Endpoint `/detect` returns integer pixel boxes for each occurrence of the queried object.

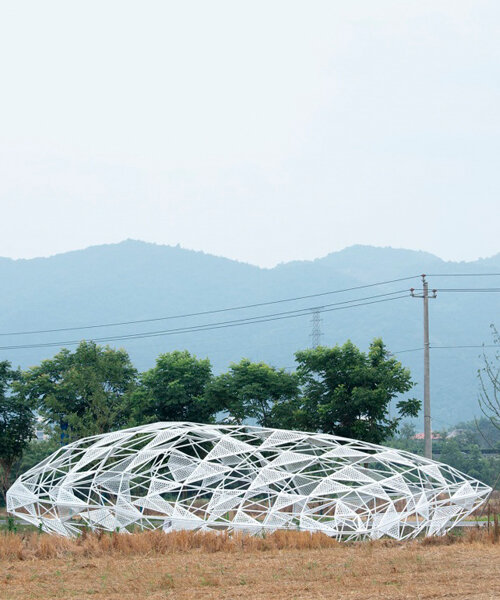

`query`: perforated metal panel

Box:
[7,422,491,539]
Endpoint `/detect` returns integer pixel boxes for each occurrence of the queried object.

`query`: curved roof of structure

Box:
[7,422,491,539]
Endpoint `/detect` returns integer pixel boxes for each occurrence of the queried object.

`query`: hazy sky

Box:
[1,1,499,267]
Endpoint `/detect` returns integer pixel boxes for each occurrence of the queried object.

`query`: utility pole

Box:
[411,275,437,459]
[310,307,323,348]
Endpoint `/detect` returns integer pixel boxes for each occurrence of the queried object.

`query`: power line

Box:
[0,275,419,337]
[286,343,500,370]
[0,294,411,351]
[427,273,500,277]
[391,344,499,354]
[392,347,425,354]
[409,287,500,292]
[435,288,500,292]
[0,294,410,350]
[5,290,408,347]
[1,272,496,340]
[432,344,500,350]
[1,270,497,353]
[286,343,500,359]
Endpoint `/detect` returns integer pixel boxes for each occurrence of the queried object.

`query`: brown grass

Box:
[473,489,500,517]
[0,528,499,599]
[0,529,341,560]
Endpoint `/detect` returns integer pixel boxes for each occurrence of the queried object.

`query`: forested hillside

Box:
[0,240,498,428]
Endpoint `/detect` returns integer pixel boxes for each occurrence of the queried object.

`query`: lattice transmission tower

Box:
[310,307,323,348]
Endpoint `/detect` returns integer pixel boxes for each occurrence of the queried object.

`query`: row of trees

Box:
[0,338,420,501]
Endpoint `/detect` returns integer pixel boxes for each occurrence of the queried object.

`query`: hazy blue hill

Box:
[477,253,500,269]
[279,245,445,279]
[0,240,498,429]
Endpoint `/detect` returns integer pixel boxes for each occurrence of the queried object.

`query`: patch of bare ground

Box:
[0,527,498,599]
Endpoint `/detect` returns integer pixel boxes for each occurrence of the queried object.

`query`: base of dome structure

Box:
[7,422,491,540]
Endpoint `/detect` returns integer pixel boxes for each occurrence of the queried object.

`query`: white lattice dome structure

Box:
[7,422,491,539]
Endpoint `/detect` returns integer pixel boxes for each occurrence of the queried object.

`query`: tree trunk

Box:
[0,460,12,506]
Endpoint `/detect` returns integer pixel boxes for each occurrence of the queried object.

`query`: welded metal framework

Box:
[7,422,490,539]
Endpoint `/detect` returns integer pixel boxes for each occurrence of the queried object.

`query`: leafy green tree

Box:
[0,361,35,503]
[398,421,417,441]
[438,437,466,472]
[11,438,59,482]
[128,350,215,424]
[206,359,299,427]
[292,339,420,444]
[438,436,499,488]
[18,341,137,442]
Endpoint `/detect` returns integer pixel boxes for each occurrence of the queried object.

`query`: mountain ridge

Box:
[0,240,498,429]
[2,239,499,270]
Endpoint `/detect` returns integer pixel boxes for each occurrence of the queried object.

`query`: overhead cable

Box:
[427,273,500,277]
[0,275,419,337]
[0,294,410,351]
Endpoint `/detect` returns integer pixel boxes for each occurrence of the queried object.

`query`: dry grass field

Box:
[0,526,499,600]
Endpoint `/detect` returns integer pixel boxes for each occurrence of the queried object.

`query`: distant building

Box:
[411,432,442,440]
[446,429,466,439]
[34,416,49,441]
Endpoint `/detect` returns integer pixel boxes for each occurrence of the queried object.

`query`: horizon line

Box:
[1,238,499,269]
